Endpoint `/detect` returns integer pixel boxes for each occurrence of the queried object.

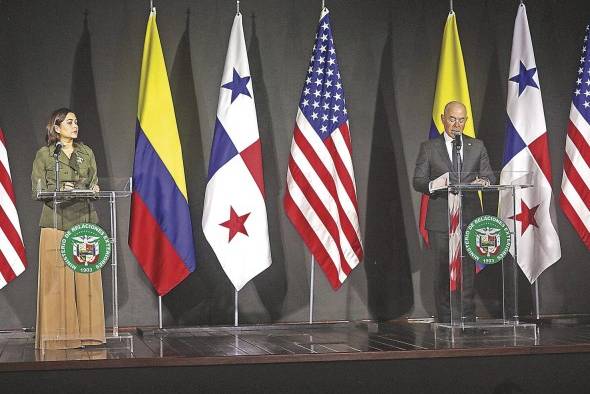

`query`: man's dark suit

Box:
[413,134,495,322]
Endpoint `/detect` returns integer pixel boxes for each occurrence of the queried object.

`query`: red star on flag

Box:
[510,199,540,235]
[219,206,250,242]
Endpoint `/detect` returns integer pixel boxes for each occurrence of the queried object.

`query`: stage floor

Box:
[2,319,590,371]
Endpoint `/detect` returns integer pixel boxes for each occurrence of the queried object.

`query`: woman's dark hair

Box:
[46,107,74,145]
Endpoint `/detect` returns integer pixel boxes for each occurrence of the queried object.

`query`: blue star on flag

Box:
[509,61,539,96]
[222,68,251,103]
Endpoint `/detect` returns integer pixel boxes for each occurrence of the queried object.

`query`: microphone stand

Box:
[453,135,463,184]
[453,134,465,324]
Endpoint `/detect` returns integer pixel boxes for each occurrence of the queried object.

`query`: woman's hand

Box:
[62,181,75,191]
[91,184,100,192]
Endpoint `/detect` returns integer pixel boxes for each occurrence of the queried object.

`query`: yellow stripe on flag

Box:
[431,12,475,138]
[137,10,188,200]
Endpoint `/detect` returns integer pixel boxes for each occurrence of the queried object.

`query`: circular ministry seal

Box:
[60,223,111,274]
[464,215,511,265]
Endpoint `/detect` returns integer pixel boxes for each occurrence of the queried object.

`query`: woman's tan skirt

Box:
[35,227,106,350]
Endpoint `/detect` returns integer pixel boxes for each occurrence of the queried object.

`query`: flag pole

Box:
[234,289,239,327]
[309,255,315,324]
[158,295,163,329]
[236,1,240,15]
[533,280,540,319]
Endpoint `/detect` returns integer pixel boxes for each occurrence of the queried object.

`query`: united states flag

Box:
[560,24,590,250]
[284,8,363,290]
[0,128,27,290]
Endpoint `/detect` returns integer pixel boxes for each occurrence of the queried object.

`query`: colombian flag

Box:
[129,9,197,296]
[419,11,476,247]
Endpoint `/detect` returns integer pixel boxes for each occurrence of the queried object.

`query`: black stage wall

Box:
[3,352,590,394]
[0,0,589,329]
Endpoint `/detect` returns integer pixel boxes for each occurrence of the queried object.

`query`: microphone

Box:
[53,141,63,158]
[453,133,462,149]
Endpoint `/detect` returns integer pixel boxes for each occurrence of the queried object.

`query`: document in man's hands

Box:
[430,172,450,192]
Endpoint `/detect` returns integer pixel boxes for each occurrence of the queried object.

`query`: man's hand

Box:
[471,177,490,186]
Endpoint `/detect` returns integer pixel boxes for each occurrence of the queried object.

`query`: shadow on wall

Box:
[362,14,414,321]
[69,11,130,322]
[164,10,235,326]
[0,1,39,327]
[248,13,289,323]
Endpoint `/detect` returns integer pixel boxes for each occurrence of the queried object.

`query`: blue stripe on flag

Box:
[132,121,197,272]
[207,118,238,180]
[428,120,440,139]
[502,117,527,166]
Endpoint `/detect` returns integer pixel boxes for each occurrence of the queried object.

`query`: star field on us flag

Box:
[298,19,348,140]
[573,25,590,117]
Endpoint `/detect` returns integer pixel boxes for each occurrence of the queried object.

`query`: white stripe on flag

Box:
[0,231,25,275]
[570,105,590,145]
[0,184,23,239]
[562,172,590,233]
[286,168,342,273]
[297,112,360,241]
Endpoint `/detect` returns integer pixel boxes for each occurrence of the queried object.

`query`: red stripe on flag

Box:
[563,155,590,211]
[560,192,590,250]
[0,206,26,264]
[0,251,17,284]
[0,129,5,145]
[293,127,363,260]
[324,133,359,215]
[567,121,590,168]
[419,194,430,247]
[129,192,190,296]
[283,190,341,289]
[338,122,353,156]
[288,159,352,275]
[0,160,16,204]
[528,132,553,183]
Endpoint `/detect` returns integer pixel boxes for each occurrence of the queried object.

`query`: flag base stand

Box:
[432,319,537,346]
[136,320,366,337]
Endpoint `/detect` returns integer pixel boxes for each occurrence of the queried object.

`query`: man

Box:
[413,101,495,323]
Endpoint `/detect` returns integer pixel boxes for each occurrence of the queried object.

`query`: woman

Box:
[31,108,105,350]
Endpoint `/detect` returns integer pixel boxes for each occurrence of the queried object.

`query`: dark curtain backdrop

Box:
[0,0,589,330]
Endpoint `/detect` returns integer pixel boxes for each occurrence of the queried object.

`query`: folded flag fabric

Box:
[0,128,27,290]
[129,9,197,296]
[202,12,272,291]
[283,7,363,290]
[499,3,561,283]
[560,24,590,250]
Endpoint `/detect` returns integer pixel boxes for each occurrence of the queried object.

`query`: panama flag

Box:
[129,9,197,296]
[202,12,271,291]
[499,3,561,283]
